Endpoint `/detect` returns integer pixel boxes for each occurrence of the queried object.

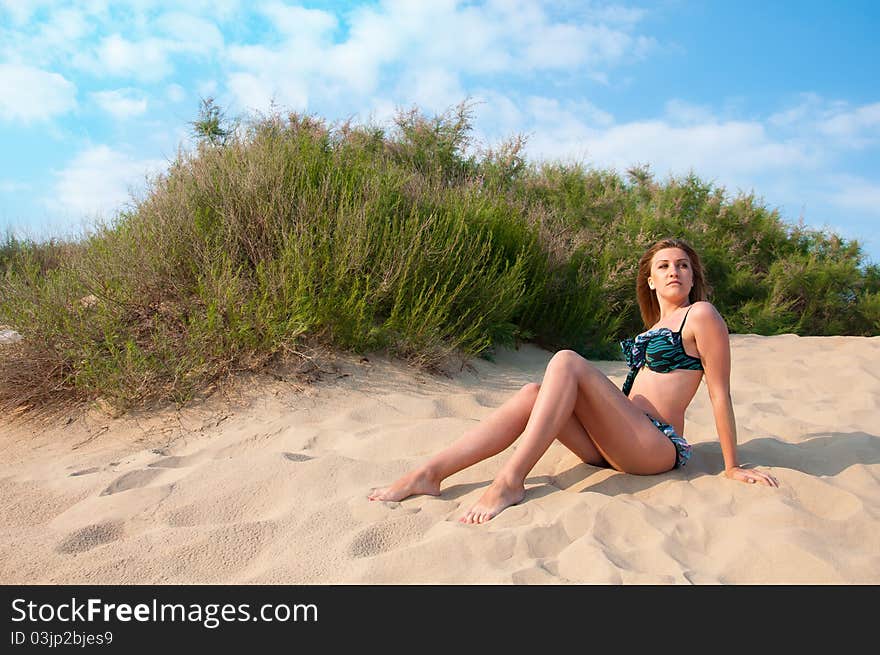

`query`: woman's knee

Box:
[520,382,541,399]
[550,349,594,374]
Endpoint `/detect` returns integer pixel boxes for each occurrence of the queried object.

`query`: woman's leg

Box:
[368,382,606,502]
[460,350,677,523]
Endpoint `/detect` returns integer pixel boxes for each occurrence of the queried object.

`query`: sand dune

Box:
[1,335,878,584]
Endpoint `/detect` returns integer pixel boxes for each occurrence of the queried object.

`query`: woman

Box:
[369,238,778,523]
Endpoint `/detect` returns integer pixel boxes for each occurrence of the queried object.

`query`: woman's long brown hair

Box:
[636,238,710,328]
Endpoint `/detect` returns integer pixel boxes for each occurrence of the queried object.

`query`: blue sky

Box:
[2,0,879,263]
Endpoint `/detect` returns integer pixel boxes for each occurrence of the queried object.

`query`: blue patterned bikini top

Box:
[620,306,703,397]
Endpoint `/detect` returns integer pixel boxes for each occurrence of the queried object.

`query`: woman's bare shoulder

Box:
[688,300,728,336]
[689,300,721,316]
[688,301,728,331]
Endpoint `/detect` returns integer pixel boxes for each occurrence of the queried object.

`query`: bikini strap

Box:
[677,306,693,332]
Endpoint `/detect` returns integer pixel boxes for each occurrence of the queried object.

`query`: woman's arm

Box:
[691,302,778,487]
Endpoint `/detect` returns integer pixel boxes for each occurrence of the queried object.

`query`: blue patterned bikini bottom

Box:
[645,414,692,469]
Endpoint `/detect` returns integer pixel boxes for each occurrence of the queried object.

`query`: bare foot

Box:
[459,478,525,524]
[368,467,441,502]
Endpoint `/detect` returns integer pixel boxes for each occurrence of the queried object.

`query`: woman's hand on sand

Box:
[725,466,779,487]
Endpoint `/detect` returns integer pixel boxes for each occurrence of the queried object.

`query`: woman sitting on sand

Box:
[369,237,778,523]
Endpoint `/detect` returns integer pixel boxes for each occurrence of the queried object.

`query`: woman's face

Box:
[648,247,693,302]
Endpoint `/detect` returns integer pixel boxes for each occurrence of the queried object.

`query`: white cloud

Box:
[156,12,224,55]
[395,67,465,116]
[664,99,716,126]
[38,7,91,47]
[196,79,218,97]
[3,3,229,75]
[70,14,223,82]
[0,179,30,193]
[769,93,880,149]
[0,5,94,67]
[149,0,240,19]
[227,72,309,113]
[325,7,405,94]
[409,0,652,73]
[223,0,654,115]
[387,1,509,74]
[524,22,652,70]
[826,174,880,215]
[91,88,148,118]
[466,90,527,151]
[586,4,648,24]
[0,63,77,122]
[768,93,841,127]
[817,103,880,148]
[580,120,811,181]
[523,22,591,69]
[468,92,823,206]
[260,2,338,38]
[533,96,614,129]
[166,83,185,103]
[223,4,339,110]
[50,145,167,218]
[70,34,173,81]
[0,0,52,25]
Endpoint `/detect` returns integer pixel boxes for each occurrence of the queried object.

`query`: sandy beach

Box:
[1,334,878,584]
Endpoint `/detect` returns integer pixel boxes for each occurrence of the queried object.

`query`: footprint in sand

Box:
[282,452,314,462]
[100,469,163,496]
[56,520,124,553]
[148,453,204,469]
[347,513,431,558]
[69,467,101,477]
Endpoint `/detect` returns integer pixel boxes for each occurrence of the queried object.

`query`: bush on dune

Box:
[1,100,877,414]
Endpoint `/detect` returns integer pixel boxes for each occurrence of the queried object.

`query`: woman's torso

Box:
[624,308,704,435]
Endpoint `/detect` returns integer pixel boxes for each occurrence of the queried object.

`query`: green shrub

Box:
[1,101,876,413]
